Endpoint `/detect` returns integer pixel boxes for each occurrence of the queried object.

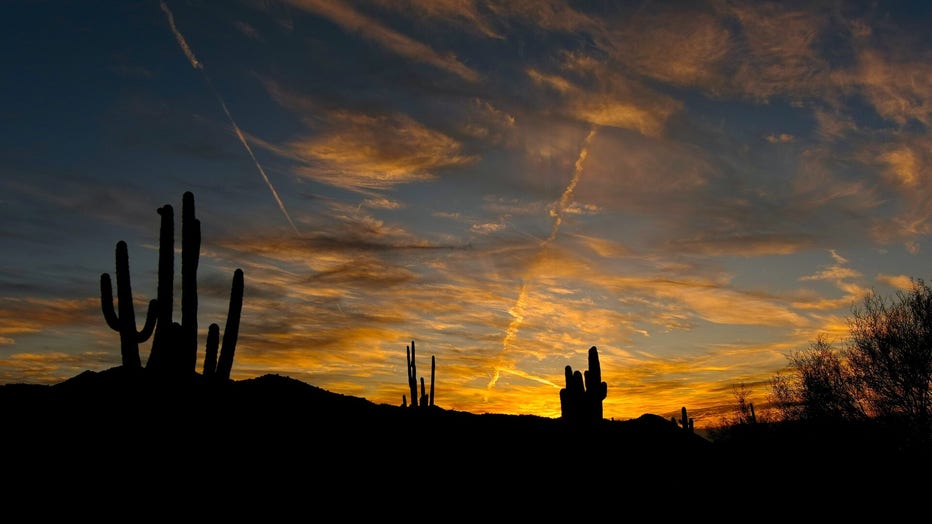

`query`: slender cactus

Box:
[584,345,607,420]
[214,268,244,381]
[181,191,201,373]
[406,340,418,408]
[429,355,435,407]
[403,341,436,408]
[202,323,220,379]
[100,241,157,368]
[419,376,428,407]
[147,203,175,372]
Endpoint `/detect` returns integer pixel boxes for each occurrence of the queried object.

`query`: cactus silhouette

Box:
[203,323,220,380]
[429,355,435,407]
[406,340,419,407]
[672,406,694,432]
[100,241,158,368]
[147,201,175,372]
[403,341,435,408]
[560,346,607,423]
[213,268,244,382]
[181,191,201,373]
[147,191,202,376]
[100,191,244,382]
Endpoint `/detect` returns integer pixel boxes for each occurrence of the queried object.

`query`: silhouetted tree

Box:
[769,334,865,423]
[846,279,932,426]
[732,383,758,424]
[769,280,932,429]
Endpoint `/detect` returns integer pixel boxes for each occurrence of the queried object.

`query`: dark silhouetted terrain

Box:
[2,367,928,516]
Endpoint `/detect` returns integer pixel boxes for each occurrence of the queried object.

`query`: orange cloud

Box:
[526,66,680,137]
[285,111,477,192]
[856,49,932,127]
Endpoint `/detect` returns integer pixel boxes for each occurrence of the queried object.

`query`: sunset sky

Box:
[3,0,932,428]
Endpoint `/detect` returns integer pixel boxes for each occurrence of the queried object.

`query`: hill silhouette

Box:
[4,366,929,512]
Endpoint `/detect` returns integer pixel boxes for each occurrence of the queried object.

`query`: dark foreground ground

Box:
[2,367,930,516]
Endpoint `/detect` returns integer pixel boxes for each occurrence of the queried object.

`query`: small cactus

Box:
[403,340,435,408]
[675,406,694,433]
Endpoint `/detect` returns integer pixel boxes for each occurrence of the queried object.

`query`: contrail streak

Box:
[160,1,201,70]
[486,128,597,394]
[159,1,299,235]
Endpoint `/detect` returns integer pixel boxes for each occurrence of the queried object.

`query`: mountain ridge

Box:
[3,365,927,508]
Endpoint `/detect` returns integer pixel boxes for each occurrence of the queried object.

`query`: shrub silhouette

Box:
[99,191,243,382]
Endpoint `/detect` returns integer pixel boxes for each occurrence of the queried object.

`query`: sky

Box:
[3,0,932,429]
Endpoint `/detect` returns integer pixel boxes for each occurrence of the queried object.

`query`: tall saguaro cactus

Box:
[560,346,608,423]
[146,191,205,377]
[429,355,435,407]
[100,241,157,368]
[100,191,245,383]
[406,340,419,407]
[403,340,435,408]
[181,191,201,373]
[147,202,175,372]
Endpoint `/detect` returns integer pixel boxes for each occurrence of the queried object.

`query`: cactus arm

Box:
[203,323,219,378]
[215,268,244,381]
[136,299,158,343]
[100,273,120,331]
[560,347,607,422]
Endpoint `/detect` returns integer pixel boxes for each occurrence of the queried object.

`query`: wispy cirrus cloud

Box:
[287,111,477,192]
[854,49,932,127]
[526,64,680,138]
[261,82,478,193]
[282,0,482,83]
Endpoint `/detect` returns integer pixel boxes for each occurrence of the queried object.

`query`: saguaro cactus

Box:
[403,341,435,408]
[406,340,419,408]
[101,191,245,383]
[213,268,244,382]
[429,355,435,407]
[100,241,157,368]
[672,406,694,433]
[203,324,220,380]
[147,202,175,372]
[180,191,201,373]
[147,191,202,376]
[559,346,607,423]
